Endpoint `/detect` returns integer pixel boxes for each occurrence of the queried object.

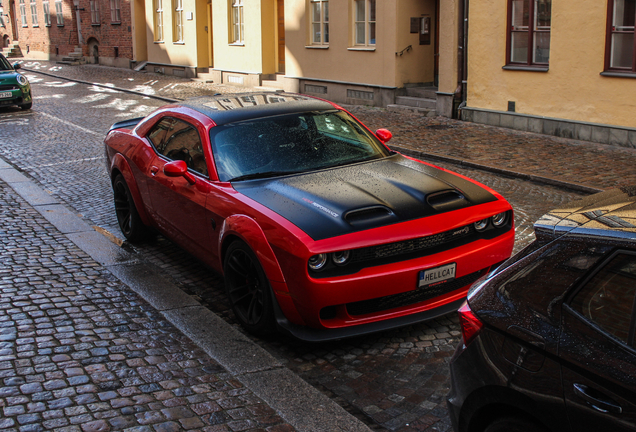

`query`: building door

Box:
[10,0,19,41]
[277,0,285,73]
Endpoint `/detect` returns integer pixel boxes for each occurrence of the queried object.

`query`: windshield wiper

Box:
[228,170,306,182]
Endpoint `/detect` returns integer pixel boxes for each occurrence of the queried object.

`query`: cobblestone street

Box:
[0,61,634,432]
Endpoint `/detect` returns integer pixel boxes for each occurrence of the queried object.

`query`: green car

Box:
[0,53,32,110]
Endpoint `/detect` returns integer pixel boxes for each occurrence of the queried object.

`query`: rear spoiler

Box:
[108,117,145,132]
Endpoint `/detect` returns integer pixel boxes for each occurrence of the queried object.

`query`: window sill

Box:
[154,41,165,44]
[57,24,64,27]
[111,21,121,25]
[502,65,549,72]
[347,47,376,52]
[305,45,329,49]
[600,71,636,79]
[229,42,245,47]
[173,41,185,45]
[91,24,101,26]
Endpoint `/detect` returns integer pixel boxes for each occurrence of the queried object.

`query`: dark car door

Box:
[560,251,636,431]
[143,116,215,258]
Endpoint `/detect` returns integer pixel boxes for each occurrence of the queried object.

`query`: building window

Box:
[310,0,329,45]
[110,0,121,23]
[30,0,38,26]
[19,0,27,27]
[155,0,164,41]
[90,0,100,24]
[606,0,636,72]
[55,0,64,25]
[174,0,183,42]
[43,0,51,26]
[230,0,244,44]
[507,0,551,66]
[353,0,375,46]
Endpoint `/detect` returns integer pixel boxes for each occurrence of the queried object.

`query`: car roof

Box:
[534,187,636,241]
[178,93,337,126]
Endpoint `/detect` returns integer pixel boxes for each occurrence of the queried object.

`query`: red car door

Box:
[143,116,215,259]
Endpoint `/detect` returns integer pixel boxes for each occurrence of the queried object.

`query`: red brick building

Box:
[0,0,135,67]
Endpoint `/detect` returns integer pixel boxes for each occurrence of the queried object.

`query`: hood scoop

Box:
[427,190,468,212]
[344,206,397,229]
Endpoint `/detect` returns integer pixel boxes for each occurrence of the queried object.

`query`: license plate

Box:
[0,92,11,99]
[418,263,456,288]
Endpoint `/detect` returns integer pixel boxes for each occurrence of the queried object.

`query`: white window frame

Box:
[90,0,100,25]
[353,0,375,47]
[55,0,64,25]
[155,0,164,42]
[110,0,121,23]
[174,0,184,42]
[230,0,244,44]
[20,0,27,27]
[310,0,329,45]
[30,0,38,26]
[43,0,51,26]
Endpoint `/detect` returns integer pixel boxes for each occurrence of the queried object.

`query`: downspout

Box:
[73,0,84,45]
[455,0,468,119]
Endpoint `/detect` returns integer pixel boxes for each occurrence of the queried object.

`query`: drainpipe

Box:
[74,0,84,45]
[455,0,468,118]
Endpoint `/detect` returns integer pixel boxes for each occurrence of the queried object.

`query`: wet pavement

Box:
[0,60,634,432]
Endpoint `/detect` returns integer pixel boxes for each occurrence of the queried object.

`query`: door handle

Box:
[150,166,159,175]
[573,383,623,414]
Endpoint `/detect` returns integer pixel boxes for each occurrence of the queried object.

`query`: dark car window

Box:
[0,55,12,71]
[570,252,636,346]
[209,110,390,182]
[147,117,208,176]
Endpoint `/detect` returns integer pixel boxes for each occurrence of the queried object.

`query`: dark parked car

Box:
[0,54,32,110]
[447,187,636,432]
[104,93,514,341]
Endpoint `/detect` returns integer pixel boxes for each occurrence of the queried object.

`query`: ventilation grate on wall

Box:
[305,84,327,94]
[227,75,244,84]
[347,89,374,100]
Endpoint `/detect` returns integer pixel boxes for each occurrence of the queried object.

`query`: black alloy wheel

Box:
[113,174,149,242]
[224,241,275,336]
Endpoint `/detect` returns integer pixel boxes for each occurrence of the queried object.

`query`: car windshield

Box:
[0,55,13,71]
[210,110,391,182]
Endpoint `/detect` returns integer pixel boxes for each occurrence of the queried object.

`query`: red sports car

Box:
[104,93,514,341]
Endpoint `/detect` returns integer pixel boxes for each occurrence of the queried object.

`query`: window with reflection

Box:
[353,0,375,46]
[148,118,208,176]
[90,0,100,25]
[55,0,64,26]
[507,0,551,66]
[174,0,183,42]
[43,0,51,26]
[606,0,636,72]
[310,0,329,45]
[155,0,164,41]
[230,0,244,44]
[570,252,636,346]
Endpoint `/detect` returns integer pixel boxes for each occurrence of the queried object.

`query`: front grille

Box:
[0,85,18,91]
[346,269,485,316]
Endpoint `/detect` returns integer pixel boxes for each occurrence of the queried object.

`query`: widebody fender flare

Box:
[109,153,153,226]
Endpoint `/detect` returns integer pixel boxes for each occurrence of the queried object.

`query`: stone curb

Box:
[0,159,372,432]
[23,67,605,195]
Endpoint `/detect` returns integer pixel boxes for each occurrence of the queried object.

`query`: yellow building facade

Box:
[463,0,636,146]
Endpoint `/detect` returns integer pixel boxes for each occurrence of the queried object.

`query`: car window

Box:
[0,55,12,71]
[570,252,636,346]
[209,110,390,182]
[147,117,208,176]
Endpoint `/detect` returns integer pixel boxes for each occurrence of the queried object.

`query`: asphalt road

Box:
[0,73,584,432]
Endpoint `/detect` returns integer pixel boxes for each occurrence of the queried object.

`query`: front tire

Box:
[19,102,32,110]
[224,240,276,336]
[113,174,150,243]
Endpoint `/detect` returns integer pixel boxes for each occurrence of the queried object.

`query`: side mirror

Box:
[375,128,392,144]
[164,160,196,185]
[12,63,21,71]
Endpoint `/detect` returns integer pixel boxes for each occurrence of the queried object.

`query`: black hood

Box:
[233,154,497,240]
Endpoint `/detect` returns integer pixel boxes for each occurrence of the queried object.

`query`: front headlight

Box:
[474,219,489,232]
[308,254,328,271]
[491,212,508,227]
[332,250,351,266]
[16,74,28,86]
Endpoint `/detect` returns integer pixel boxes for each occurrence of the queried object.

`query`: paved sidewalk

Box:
[19,60,636,192]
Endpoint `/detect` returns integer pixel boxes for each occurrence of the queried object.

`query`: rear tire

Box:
[113,174,150,243]
[223,240,276,336]
[483,416,548,432]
